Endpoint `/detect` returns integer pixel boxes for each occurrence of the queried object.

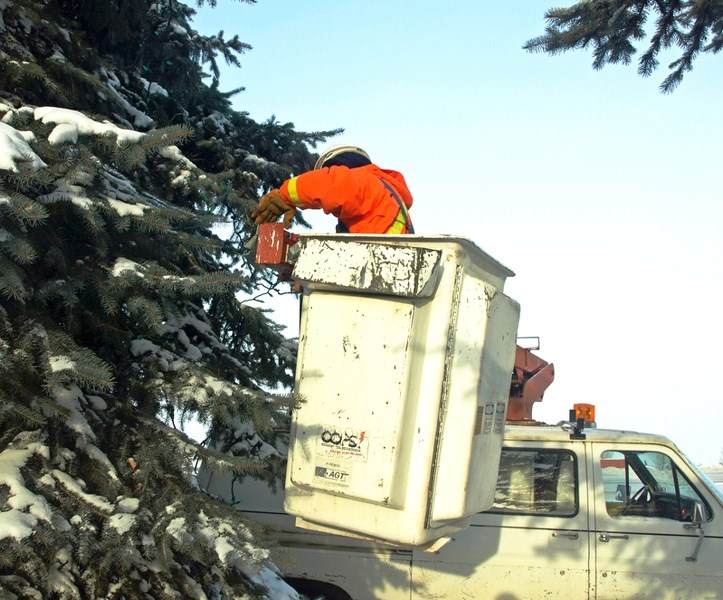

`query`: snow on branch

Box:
[0,440,53,541]
[34,106,145,146]
[0,122,46,172]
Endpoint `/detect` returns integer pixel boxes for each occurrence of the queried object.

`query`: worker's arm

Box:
[251,167,358,227]
[280,167,361,216]
[253,166,410,233]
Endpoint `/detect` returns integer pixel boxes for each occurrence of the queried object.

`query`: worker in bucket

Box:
[251,145,414,234]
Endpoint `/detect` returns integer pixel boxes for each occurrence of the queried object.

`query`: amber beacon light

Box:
[574,403,596,424]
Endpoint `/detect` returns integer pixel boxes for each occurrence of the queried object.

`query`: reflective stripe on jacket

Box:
[279,163,413,234]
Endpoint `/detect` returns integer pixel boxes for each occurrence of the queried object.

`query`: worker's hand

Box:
[251,189,296,228]
[280,205,296,228]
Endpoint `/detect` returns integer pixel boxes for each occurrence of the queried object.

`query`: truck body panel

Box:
[199,425,723,600]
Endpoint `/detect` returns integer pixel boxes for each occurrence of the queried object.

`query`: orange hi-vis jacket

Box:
[279,164,413,234]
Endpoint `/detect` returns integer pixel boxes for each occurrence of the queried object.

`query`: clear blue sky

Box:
[191,1,722,465]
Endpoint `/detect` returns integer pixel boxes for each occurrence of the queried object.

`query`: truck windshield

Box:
[689,463,723,505]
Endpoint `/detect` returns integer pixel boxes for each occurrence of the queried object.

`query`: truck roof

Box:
[503,421,677,448]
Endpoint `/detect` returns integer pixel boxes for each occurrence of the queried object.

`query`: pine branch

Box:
[45,331,116,393]
[525,0,722,91]
[1,192,50,226]
[142,124,194,150]
[7,400,50,427]
[126,295,164,329]
[0,256,28,301]
[2,233,39,264]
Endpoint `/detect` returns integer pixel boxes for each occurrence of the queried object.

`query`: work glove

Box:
[251,189,296,228]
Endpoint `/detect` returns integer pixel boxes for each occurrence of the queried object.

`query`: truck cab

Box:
[199,417,723,600]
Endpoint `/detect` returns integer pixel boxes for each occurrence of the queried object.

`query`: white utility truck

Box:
[199,227,723,600]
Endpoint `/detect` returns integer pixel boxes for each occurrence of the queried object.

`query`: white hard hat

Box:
[314,145,371,170]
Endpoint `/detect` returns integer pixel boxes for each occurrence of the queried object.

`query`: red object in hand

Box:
[255,223,299,280]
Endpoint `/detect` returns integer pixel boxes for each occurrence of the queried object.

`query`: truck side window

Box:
[490,449,577,516]
[600,450,711,522]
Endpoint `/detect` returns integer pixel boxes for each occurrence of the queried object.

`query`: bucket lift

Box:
[254,222,555,423]
[251,224,534,545]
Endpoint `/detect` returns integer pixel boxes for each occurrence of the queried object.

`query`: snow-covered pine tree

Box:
[0,1,341,597]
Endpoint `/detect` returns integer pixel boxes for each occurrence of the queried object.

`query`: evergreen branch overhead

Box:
[525,0,723,92]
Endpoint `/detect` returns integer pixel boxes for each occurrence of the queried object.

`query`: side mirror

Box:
[690,502,704,527]
[685,502,706,562]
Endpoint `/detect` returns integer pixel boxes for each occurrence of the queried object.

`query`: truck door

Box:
[591,443,723,600]
[411,443,591,599]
